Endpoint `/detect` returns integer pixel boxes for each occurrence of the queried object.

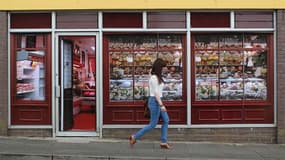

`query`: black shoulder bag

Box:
[143,98,150,118]
[143,83,150,118]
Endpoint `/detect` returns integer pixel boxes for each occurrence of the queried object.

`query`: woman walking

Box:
[129,58,170,149]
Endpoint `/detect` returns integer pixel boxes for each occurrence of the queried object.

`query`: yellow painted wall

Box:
[0,0,284,10]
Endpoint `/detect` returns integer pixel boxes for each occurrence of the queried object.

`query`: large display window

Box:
[10,33,51,125]
[108,35,184,101]
[191,33,274,124]
[103,34,187,124]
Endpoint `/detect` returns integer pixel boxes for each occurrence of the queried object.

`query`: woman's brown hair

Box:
[151,58,166,84]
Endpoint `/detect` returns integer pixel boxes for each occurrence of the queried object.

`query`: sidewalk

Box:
[0,136,284,160]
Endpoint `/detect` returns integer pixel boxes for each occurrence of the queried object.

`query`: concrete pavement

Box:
[0,136,284,160]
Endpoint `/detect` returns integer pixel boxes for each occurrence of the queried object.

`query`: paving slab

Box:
[0,137,284,160]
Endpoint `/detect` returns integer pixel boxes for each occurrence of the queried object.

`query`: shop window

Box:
[191,33,274,124]
[106,34,185,102]
[235,11,273,28]
[103,12,142,28]
[193,34,270,101]
[103,34,187,124]
[10,13,51,28]
[10,33,51,125]
[56,11,98,29]
[191,12,230,28]
[147,11,186,28]
[15,34,47,101]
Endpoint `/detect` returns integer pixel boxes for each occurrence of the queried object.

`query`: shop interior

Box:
[61,36,96,131]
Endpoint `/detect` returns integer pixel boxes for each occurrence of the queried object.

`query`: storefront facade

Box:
[0,0,285,143]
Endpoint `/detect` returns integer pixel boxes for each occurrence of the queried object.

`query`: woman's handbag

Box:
[143,98,150,118]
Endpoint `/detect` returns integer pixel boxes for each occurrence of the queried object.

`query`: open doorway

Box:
[58,35,97,133]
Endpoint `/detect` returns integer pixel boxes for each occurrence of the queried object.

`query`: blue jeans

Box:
[134,96,169,143]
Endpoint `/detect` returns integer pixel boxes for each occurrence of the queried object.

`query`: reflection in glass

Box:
[194,35,219,49]
[108,35,184,102]
[220,79,244,100]
[194,34,268,101]
[16,34,46,101]
[196,79,218,100]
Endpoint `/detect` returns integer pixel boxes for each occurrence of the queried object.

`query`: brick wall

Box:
[8,129,52,137]
[0,12,8,136]
[103,127,276,144]
[277,10,285,144]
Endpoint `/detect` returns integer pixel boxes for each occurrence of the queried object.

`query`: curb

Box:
[0,152,169,160]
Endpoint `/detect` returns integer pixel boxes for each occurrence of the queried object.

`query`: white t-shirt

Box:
[149,75,164,97]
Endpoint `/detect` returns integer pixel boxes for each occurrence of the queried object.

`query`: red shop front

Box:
[7,11,275,141]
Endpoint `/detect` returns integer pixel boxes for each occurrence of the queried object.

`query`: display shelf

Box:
[16,58,45,101]
[106,35,185,102]
[17,89,35,94]
[17,76,35,80]
[193,34,269,102]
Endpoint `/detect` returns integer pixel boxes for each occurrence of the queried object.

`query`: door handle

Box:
[56,86,61,98]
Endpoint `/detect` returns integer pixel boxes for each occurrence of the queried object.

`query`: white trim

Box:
[273,11,277,126]
[8,11,52,14]
[230,11,235,29]
[98,11,103,138]
[101,10,142,13]
[7,12,11,128]
[56,132,99,137]
[9,28,275,33]
[54,31,100,137]
[190,10,233,13]
[9,29,52,32]
[54,32,99,36]
[9,125,53,129]
[189,124,276,128]
[95,29,102,137]
[98,32,103,138]
[190,28,274,32]
[54,34,60,135]
[143,11,147,29]
[51,11,56,137]
[98,11,103,30]
[102,28,187,32]
[186,11,191,126]
[102,124,276,129]
[52,11,56,30]
[187,11,191,30]
[54,29,101,32]
[103,125,189,129]
[59,38,64,132]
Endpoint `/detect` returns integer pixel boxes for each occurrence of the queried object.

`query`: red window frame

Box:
[10,33,52,125]
[102,33,187,124]
[191,33,274,124]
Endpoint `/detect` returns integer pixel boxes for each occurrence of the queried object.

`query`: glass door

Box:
[57,34,97,135]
